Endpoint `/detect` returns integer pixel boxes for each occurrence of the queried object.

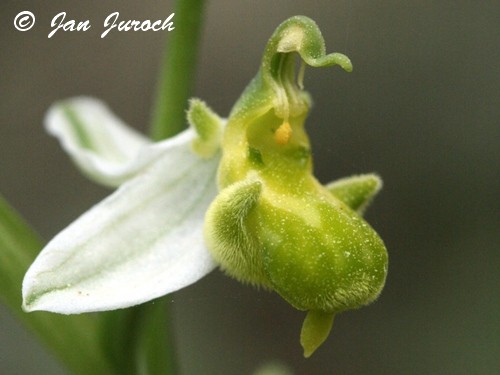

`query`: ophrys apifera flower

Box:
[23,16,388,357]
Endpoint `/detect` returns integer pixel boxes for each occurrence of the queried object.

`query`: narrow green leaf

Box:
[0,194,117,375]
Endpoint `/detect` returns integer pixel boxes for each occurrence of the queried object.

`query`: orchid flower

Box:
[23,16,388,357]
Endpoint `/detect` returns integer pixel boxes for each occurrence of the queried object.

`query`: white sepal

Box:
[45,97,156,187]
[23,129,218,314]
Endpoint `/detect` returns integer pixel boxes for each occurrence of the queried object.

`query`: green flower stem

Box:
[132,299,177,375]
[100,298,176,375]
[144,1,207,373]
[0,194,116,375]
[150,0,206,140]
[99,299,176,375]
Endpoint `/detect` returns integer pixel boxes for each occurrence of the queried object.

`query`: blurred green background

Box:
[0,1,498,374]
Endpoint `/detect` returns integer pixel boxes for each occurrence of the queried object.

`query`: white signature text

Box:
[48,11,175,38]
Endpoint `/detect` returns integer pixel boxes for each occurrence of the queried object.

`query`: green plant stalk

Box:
[98,299,176,375]
[0,194,117,375]
[150,0,206,140]
[115,1,208,372]
[132,299,176,375]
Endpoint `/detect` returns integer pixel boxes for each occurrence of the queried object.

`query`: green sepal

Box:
[327,174,382,214]
[300,310,335,358]
[187,98,223,158]
[204,178,271,287]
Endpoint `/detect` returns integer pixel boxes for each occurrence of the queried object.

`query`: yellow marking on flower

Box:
[274,121,292,145]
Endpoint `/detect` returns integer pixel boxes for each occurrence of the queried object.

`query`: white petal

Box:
[45,97,156,187]
[23,129,218,314]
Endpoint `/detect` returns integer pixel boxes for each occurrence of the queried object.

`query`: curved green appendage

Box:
[300,310,335,358]
[232,15,353,121]
[263,16,353,72]
[327,174,382,214]
[187,99,223,158]
[257,15,352,121]
[204,178,271,287]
